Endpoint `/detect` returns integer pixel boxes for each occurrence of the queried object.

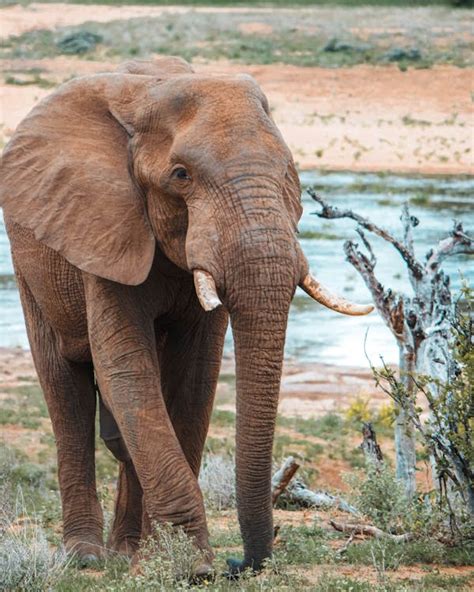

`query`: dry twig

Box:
[330,519,413,543]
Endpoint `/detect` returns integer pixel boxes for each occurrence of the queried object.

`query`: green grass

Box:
[211,408,236,427]
[345,538,474,567]
[278,412,346,439]
[274,433,326,461]
[0,384,49,428]
[312,573,474,592]
[2,378,474,590]
[276,523,333,565]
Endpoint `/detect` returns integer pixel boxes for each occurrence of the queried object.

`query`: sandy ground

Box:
[0,347,382,419]
[1,3,473,175]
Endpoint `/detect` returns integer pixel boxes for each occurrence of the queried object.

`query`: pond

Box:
[1,171,472,367]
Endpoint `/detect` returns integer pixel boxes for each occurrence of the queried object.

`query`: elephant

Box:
[0,56,373,576]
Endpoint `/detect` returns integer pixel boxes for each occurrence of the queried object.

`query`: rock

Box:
[56,31,103,55]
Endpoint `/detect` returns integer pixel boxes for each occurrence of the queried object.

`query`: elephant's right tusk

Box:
[300,273,374,316]
[193,270,222,312]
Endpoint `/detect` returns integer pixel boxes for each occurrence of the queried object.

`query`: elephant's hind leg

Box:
[160,307,229,476]
[15,274,104,561]
[98,397,142,557]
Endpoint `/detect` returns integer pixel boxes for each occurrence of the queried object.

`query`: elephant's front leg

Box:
[84,276,212,562]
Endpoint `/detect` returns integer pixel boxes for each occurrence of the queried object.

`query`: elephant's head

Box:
[0,57,372,571]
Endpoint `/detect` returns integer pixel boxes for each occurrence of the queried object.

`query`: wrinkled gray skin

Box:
[0,57,345,575]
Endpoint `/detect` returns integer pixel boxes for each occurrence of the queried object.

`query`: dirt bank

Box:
[1,3,472,175]
[2,58,471,175]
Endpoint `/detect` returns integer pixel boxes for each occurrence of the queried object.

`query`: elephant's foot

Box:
[190,560,215,584]
[65,536,105,567]
[107,531,141,558]
[224,557,264,579]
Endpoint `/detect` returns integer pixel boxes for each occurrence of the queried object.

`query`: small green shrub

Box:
[346,463,443,537]
[276,524,331,565]
[347,464,408,532]
[125,522,206,589]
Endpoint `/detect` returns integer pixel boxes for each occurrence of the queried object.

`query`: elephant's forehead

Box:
[150,74,264,111]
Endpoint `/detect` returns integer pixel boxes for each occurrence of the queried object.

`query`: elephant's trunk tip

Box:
[300,272,374,316]
[193,269,222,312]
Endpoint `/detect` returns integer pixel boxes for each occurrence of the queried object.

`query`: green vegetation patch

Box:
[1,6,472,68]
[278,412,346,439]
[345,537,474,568]
[0,383,48,428]
[276,523,332,565]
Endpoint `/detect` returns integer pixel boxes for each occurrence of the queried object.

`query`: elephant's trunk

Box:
[231,298,291,568]
[223,218,299,570]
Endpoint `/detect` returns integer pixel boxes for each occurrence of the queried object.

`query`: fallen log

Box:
[330,519,413,543]
[286,480,360,516]
[271,456,300,505]
[271,457,360,515]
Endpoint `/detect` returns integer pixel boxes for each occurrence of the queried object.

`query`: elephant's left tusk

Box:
[299,273,374,316]
[193,270,222,312]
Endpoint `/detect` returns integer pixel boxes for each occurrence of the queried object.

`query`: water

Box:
[1,171,472,366]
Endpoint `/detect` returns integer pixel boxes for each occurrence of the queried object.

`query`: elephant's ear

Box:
[283,158,303,230]
[0,74,155,286]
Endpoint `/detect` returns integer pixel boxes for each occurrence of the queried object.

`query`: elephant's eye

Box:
[172,166,190,181]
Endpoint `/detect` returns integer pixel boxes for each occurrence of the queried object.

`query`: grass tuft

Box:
[0,489,69,592]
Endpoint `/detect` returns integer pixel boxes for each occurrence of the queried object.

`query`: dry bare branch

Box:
[335,531,355,556]
[309,190,424,279]
[400,203,418,259]
[330,519,414,543]
[425,221,473,274]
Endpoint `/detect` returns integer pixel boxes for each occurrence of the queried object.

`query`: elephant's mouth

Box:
[193,267,374,316]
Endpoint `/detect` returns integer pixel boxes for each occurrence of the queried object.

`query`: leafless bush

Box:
[0,490,69,591]
[199,454,236,510]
